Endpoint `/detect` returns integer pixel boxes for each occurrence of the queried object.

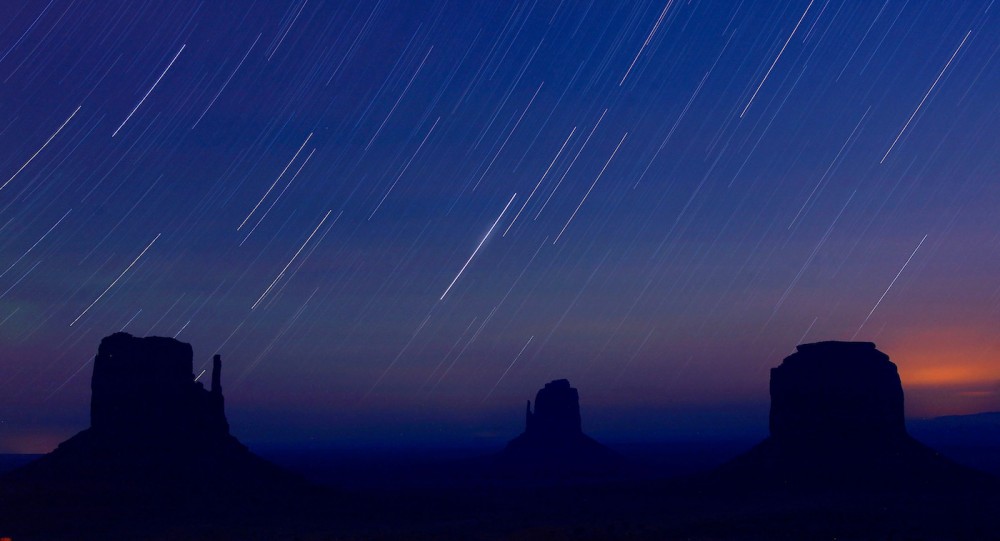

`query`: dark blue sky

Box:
[1,0,999,452]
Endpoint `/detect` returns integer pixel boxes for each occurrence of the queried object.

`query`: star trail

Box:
[1,1,999,452]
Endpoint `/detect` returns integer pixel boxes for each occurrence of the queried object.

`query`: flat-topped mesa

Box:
[711,340,991,492]
[89,332,228,444]
[769,341,906,445]
[2,331,309,500]
[525,379,583,439]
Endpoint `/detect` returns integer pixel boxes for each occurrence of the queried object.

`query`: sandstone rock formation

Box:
[714,341,990,491]
[89,333,229,444]
[4,332,301,498]
[769,341,905,442]
[499,379,621,476]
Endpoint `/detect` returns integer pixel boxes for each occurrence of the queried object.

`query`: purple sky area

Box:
[1,1,999,452]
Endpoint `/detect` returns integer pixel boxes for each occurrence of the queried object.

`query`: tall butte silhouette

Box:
[711,341,993,491]
[3,332,304,500]
[498,379,622,476]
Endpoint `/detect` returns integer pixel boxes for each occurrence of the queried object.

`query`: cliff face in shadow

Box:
[3,332,303,499]
[89,333,229,442]
[711,341,993,492]
[769,341,905,442]
[499,379,622,477]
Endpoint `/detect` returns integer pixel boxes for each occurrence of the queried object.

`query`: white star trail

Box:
[238,132,313,230]
[503,126,576,237]
[0,209,70,280]
[483,335,533,401]
[251,210,333,310]
[740,0,813,118]
[0,260,42,300]
[534,108,609,220]
[1,106,80,192]
[620,0,673,85]
[553,132,627,244]
[852,234,929,339]
[881,30,972,163]
[192,33,262,129]
[440,193,517,301]
[70,234,161,327]
[241,148,317,245]
[112,44,186,137]
[369,117,441,219]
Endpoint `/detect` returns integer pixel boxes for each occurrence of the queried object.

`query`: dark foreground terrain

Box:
[4,339,998,539]
[2,439,999,541]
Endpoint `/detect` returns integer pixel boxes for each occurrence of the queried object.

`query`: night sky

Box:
[1,0,999,453]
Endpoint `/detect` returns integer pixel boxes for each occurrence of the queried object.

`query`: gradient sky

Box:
[1,0,999,453]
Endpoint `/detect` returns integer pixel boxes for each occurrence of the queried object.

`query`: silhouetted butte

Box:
[712,341,993,491]
[3,332,304,500]
[499,379,622,476]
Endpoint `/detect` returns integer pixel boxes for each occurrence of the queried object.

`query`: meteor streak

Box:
[440,193,517,301]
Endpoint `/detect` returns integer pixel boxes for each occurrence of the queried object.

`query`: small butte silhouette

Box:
[497,378,623,476]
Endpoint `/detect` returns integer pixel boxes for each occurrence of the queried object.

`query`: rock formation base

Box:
[713,341,989,491]
[499,379,622,476]
[3,332,304,501]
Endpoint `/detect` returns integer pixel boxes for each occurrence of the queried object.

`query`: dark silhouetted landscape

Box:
[2,334,998,540]
[498,378,624,477]
[2,2,1000,539]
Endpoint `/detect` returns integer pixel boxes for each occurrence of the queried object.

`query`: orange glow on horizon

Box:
[0,430,68,455]
[902,364,997,387]
[879,325,1000,417]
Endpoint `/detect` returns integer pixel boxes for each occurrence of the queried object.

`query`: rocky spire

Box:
[211,353,222,395]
